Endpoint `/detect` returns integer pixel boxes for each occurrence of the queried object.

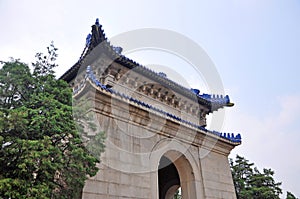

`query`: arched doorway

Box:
[158,151,196,199]
[158,156,181,199]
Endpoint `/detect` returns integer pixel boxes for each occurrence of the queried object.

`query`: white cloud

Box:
[275,95,300,127]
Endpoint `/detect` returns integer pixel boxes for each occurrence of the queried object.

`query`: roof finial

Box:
[95,18,100,26]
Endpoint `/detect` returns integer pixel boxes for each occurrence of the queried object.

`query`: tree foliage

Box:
[230,155,297,199]
[0,43,104,199]
[287,191,298,199]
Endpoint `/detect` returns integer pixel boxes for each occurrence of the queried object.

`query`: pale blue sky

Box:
[1,0,300,197]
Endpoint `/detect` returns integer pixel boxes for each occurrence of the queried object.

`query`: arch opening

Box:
[157,150,197,199]
[158,156,181,199]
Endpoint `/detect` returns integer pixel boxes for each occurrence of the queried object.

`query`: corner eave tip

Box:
[226,102,234,107]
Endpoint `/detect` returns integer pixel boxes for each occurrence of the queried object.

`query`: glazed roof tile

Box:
[60,19,233,112]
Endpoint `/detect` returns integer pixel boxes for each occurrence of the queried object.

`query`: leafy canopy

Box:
[0,42,105,199]
[230,155,298,199]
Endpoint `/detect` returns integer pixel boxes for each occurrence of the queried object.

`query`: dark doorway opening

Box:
[158,156,181,199]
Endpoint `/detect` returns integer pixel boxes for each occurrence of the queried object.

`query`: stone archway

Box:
[158,150,197,199]
[62,19,240,199]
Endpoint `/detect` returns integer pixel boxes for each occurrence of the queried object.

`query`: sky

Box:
[1,0,300,197]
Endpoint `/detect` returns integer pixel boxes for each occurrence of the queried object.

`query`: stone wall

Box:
[78,86,237,199]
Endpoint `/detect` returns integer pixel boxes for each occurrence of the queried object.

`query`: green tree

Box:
[230,155,282,199]
[230,155,254,197]
[286,191,298,199]
[0,43,104,199]
[0,59,33,109]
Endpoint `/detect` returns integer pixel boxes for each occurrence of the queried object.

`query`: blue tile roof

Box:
[61,19,234,113]
[79,66,241,144]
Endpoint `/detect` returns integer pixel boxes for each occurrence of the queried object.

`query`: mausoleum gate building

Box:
[61,19,241,199]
